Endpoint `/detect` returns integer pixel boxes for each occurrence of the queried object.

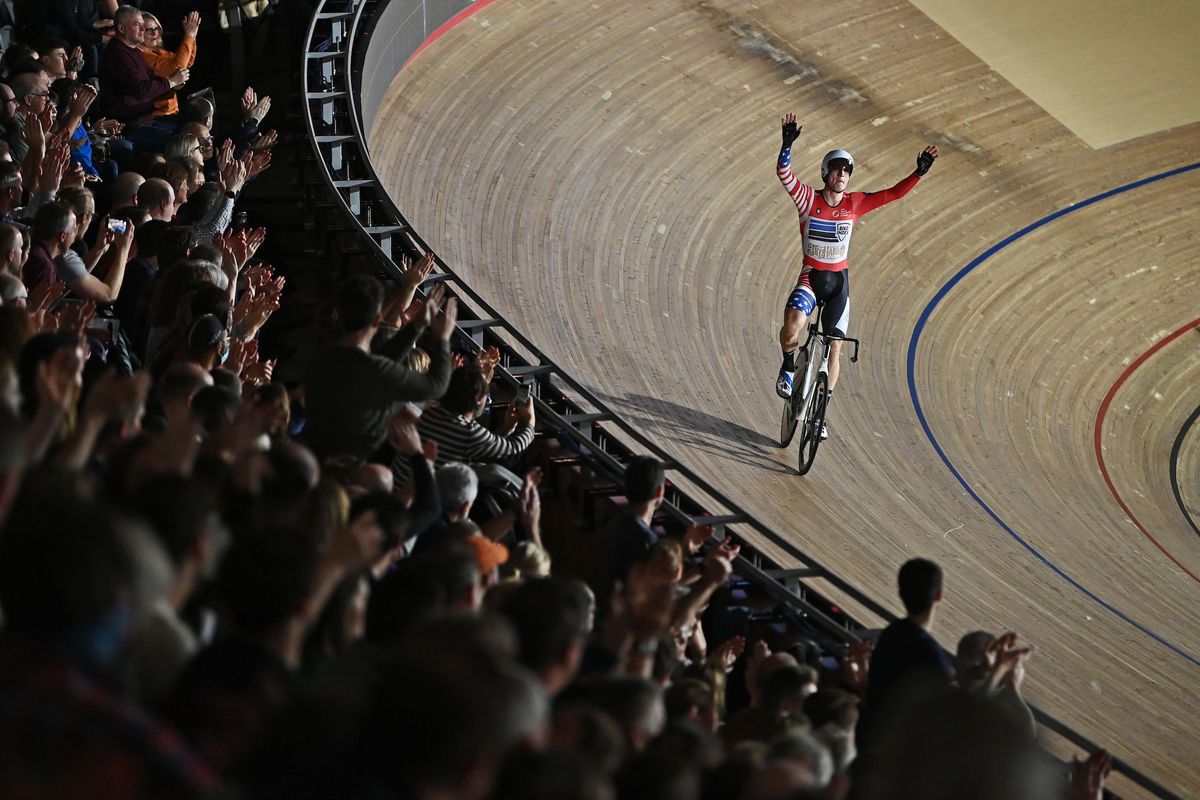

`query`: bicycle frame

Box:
[793,319,861,424]
[779,307,862,474]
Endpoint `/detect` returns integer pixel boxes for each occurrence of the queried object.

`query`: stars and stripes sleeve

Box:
[777,144,814,216]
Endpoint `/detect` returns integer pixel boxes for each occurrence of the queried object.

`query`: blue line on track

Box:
[905,161,1200,668]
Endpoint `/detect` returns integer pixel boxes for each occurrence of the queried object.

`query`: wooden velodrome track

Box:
[366,0,1200,793]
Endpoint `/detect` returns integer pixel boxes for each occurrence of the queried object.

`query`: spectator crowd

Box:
[0,2,1117,799]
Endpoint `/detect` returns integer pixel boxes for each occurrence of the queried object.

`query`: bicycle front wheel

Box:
[779,393,799,447]
[797,373,828,475]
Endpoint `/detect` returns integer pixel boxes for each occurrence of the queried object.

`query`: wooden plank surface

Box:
[366,0,1200,793]
[907,0,1200,148]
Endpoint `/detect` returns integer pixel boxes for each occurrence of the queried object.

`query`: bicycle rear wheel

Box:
[797,373,828,475]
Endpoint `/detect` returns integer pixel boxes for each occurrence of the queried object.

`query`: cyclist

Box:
[774,112,938,438]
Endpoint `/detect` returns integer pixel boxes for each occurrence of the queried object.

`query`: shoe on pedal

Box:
[775,367,794,399]
[819,421,829,441]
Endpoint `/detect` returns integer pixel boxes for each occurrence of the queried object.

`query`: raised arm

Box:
[857,144,939,215]
[776,112,814,215]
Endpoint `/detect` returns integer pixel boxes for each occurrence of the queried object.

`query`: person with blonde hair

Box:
[164,132,204,168]
[140,11,200,117]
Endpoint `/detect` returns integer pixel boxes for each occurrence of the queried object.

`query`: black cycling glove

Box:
[915,150,935,176]
[781,120,801,149]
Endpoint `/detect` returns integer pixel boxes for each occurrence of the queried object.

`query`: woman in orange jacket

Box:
[140,11,200,117]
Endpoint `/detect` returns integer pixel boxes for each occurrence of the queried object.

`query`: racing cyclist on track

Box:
[774,112,938,439]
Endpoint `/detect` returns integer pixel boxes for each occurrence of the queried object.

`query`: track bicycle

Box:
[778,304,860,474]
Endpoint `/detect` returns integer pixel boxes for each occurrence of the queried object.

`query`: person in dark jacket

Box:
[98,5,188,149]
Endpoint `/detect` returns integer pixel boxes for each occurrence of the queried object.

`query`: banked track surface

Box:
[361,0,1200,794]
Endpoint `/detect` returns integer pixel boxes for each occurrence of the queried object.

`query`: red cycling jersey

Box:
[777,150,920,272]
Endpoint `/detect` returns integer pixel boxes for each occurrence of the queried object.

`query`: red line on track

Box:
[403,0,505,69]
[1093,317,1200,583]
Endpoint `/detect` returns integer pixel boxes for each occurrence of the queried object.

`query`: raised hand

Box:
[241,86,258,117]
[430,295,458,342]
[710,635,746,673]
[682,522,716,554]
[240,226,267,262]
[519,466,543,539]
[23,112,45,153]
[94,216,118,251]
[182,11,201,36]
[248,149,272,179]
[69,83,98,116]
[387,405,423,456]
[219,153,249,194]
[242,358,275,389]
[38,143,70,194]
[984,631,1032,693]
[703,538,739,583]
[94,118,124,136]
[250,129,278,152]
[249,95,271,123]
[403,252,436,289]
[54,299,97,336]
[63,163,87,189]
[28,278,67,315]
[217,138,235,171]
[915,144,939,176]
[226,337,251,375]
[780,112,802,147]
[474,345,500,384]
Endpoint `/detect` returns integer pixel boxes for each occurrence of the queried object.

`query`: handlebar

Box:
[823,332,861,363]
[808,303,861,362]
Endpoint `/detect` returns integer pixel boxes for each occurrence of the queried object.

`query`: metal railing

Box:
[299,1,1177,796]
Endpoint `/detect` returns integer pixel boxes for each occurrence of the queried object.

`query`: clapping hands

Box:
[984,631,1032,693]
[241,86,271,123]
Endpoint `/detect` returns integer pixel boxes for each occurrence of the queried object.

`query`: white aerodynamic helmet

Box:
[821,149,854,180]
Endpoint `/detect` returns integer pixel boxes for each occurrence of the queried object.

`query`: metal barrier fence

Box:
[299,1,1176,795]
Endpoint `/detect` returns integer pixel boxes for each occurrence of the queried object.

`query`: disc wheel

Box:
[797,373,828,475]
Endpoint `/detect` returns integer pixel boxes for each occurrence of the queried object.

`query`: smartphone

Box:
[517,383,533,403]
[106,218,128,234]
[86,317,119,337]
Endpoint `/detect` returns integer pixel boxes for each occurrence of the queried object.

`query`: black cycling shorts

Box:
[785,267,850,337]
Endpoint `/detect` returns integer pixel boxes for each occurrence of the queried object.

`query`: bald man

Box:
[139,177,174,221]
[111,171,145,209]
